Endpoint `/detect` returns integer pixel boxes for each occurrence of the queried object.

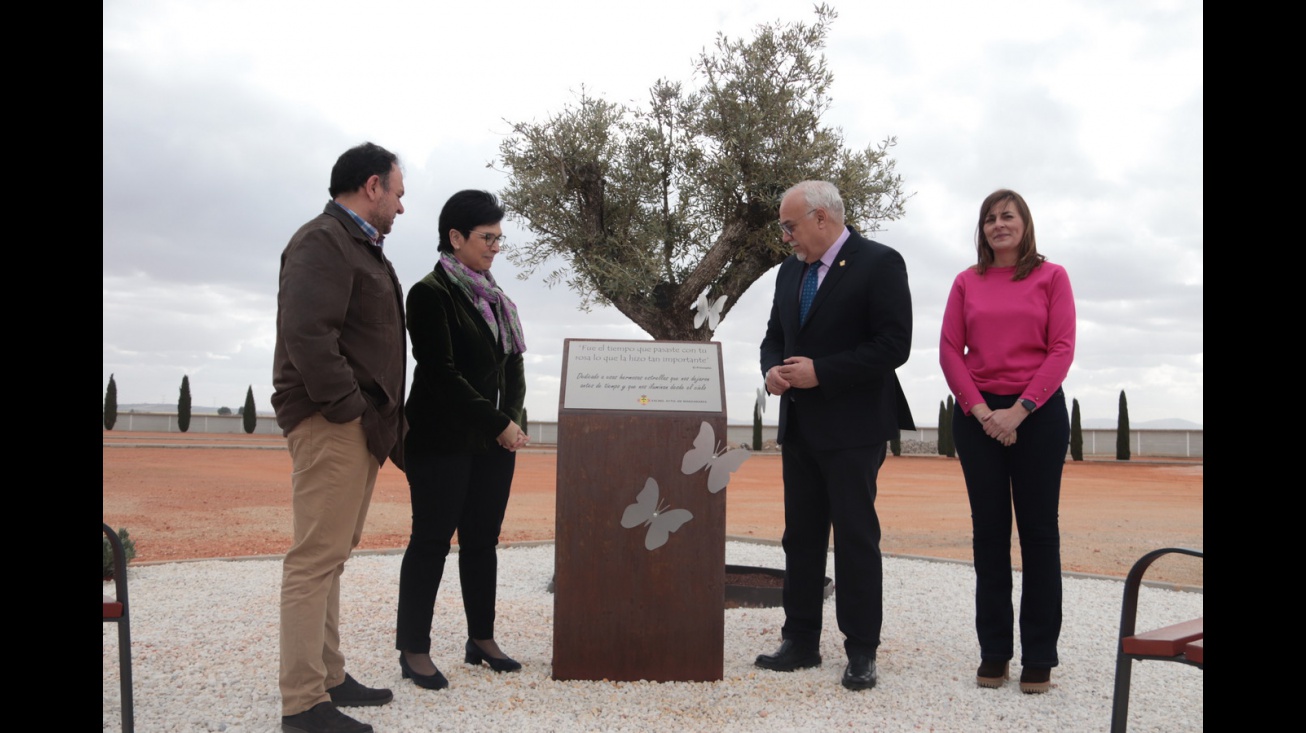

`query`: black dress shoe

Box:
[842,654,877,690]
[755,639,822,671]
[465,638,522,672]
[399,653,449,690]
[325,673,392,707]
[281,701,373,733]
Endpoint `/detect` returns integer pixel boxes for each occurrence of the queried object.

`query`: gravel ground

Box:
[103,542,1202,732]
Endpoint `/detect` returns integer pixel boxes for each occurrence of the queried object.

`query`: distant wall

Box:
[727,426,1202,458]
[105,414,1201,458]
[108,412,282,435]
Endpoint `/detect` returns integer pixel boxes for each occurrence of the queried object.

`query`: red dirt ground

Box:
[102,431,1203,587]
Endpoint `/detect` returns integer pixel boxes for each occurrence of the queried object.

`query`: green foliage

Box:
[104,373,118,430]
[937,401,947,456]
[521,407,529,437]
[889,431,901,457]
[103,527,136,580]
[178,375,192,433]
[217,406,232,415]
[1116,390,1131,460]
[753,402,763,451]
[243,386,257,434]
[1070,398,1084,461]
[943,395,956,458]
[496,5,908,340]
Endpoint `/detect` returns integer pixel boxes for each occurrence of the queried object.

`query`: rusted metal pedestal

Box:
[552,349,727,681]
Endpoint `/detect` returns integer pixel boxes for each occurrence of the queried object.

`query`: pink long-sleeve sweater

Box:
[939,262,1076,416]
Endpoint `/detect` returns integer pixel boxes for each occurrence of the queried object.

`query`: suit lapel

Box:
[777,258,802,334]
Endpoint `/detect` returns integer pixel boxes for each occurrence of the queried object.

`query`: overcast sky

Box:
[103,0,1203,427]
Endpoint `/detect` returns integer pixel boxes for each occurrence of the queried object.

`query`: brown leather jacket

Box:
[272,202,407,469]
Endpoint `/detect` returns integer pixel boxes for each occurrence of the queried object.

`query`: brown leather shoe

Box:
[1019,666,1052,694]
[976,659,1009,688]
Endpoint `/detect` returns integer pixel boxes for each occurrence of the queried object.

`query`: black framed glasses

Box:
[777,209,817,236]
[465,230,507,246]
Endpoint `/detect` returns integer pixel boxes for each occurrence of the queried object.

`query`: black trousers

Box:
[952,389,1068,668]
[780,424,887,658]
[395,449,515,653]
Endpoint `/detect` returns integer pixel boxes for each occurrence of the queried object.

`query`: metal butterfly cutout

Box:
[681,421,750,494]
[621,477,694,551]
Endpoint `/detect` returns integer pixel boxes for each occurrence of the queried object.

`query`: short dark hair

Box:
[975,188,1044,281]
[329,142,399,198]
[438,190,506,253]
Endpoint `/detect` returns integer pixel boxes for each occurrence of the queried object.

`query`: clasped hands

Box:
[972,404,1025,447]
[765,356,819,395]
[497,420,530,451]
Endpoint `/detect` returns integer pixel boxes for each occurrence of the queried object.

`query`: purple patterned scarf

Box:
[439,252,526,355]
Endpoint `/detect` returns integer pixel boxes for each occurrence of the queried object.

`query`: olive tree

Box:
[496,5,908,340]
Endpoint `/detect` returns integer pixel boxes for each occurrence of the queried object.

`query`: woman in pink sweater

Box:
[940,189,1075,694]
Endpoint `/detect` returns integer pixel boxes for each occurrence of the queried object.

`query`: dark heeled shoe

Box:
[465,638,522,672]
[399,652,449,690]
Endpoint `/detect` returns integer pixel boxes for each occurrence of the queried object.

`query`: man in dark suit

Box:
[757,180,915,691]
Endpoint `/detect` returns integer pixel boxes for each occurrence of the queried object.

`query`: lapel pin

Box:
[839,260,846,267]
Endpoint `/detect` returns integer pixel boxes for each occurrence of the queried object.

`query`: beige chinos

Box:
[279,414,379,716]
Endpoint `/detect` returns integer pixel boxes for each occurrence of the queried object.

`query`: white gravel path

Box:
[103,542,1202,732]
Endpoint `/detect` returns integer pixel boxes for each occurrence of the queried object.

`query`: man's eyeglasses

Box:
[777,209,818,236]
[466,230,507,246]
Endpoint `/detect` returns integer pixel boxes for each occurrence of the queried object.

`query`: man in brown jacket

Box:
[272,142,407,733]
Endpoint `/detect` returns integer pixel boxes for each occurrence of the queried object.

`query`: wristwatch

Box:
[1019,398,1037,414]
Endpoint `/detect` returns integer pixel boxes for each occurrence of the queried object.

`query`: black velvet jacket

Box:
[403,266,525,456]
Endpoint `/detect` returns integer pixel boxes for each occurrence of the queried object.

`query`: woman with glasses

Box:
[939,189,1075,694]
[396,190,529,690]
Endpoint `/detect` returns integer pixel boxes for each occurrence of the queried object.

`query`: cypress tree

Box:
[521,407,529,438]
[937,400,947,456]
[889,431,901,457]
[178,375,192,433]
[1070,397,1084,461]
[944,395,956,457]
[243,386,257,434]
[103,374,118,430]
[1116,390,1131,460]
[752,401,763,451]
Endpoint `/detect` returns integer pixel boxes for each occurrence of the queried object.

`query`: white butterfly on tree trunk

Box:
[691,292,728,331]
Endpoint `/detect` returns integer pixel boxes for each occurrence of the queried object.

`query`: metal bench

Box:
[104,523,134,733]
[1109,547,1203,733]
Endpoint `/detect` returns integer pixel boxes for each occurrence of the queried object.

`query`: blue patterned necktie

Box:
[799,261,821,324]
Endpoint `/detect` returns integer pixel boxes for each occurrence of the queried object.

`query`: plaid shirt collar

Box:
[332,201,383,248]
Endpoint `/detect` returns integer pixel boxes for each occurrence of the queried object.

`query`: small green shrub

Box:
[103,527,137,580]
